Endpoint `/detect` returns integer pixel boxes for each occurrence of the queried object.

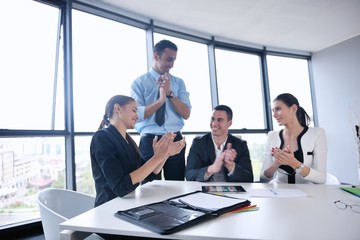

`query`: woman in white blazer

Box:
[260,93,327,184]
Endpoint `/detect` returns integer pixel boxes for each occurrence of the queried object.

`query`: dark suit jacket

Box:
[90,124,157,207]
[185,133,253,182]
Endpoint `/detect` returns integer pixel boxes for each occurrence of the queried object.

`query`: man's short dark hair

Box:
[154,40,178,55]
[214,105,233,120]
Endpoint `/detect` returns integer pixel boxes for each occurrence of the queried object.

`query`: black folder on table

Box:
[114,190,250,235]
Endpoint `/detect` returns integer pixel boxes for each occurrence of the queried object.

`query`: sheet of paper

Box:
[170,192,247,211]
[245,188,308,198]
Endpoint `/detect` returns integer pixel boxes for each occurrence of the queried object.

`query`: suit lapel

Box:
[106,125,132,162]
[205,134,216,164]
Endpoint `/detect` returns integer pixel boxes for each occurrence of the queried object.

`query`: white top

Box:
[260,127,327,184]
[60,180,360,240]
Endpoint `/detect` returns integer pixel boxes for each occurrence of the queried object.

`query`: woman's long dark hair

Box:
[274,93,310,127]
[98,95,135,130]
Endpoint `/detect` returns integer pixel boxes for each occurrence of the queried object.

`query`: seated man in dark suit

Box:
[185,105,253,182]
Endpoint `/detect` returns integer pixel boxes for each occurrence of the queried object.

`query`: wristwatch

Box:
[295,163,305,174]
[167,91,174,98]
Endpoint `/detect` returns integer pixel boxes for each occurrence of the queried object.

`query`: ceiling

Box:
[84,0,360,53]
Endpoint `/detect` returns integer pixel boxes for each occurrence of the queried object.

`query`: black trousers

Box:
[139,132,186,181]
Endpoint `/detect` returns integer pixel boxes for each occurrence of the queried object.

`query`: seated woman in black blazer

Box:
[90,95,185,207]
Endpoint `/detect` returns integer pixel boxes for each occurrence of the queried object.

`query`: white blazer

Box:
[260,127,327,184]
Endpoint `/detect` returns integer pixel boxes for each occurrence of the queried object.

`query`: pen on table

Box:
[268,187,277,195]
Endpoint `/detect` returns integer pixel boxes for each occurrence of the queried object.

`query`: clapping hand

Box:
[169,137,186,156]
[271,146,296,167]
[152,132,185,161]
[224,143,237,171]
[158,73,172,97]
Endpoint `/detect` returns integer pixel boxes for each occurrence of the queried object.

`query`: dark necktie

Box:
[155,91,165,126]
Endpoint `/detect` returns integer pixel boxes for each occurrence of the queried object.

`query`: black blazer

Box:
[90,124,156,207]
[185,133,253,182]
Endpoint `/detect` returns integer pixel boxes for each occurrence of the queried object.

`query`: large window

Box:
[215,49,265,129]
[267,55,313,130]
[0,0,63,130]
[72,10,148,132]
[0,0,63,229]
[72,10,148,194]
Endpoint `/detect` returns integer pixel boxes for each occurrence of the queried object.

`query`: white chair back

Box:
[37,188,103,240]
[325,173,341,185]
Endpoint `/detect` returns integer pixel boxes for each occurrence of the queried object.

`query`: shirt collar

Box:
[150,68,161,82]
[211,135,228,151]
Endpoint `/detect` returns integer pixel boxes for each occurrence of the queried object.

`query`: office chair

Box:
[325,173,341,185]
[37,188,104,240]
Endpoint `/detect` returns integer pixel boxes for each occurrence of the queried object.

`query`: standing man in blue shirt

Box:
[131,39,191,180]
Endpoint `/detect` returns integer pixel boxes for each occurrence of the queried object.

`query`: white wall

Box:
[312,35,360,184]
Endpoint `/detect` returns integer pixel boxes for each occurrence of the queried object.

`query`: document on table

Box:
[245,188,308,198]
[169,192,247,211]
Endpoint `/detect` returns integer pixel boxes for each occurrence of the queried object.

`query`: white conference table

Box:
[60,181,360,240]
